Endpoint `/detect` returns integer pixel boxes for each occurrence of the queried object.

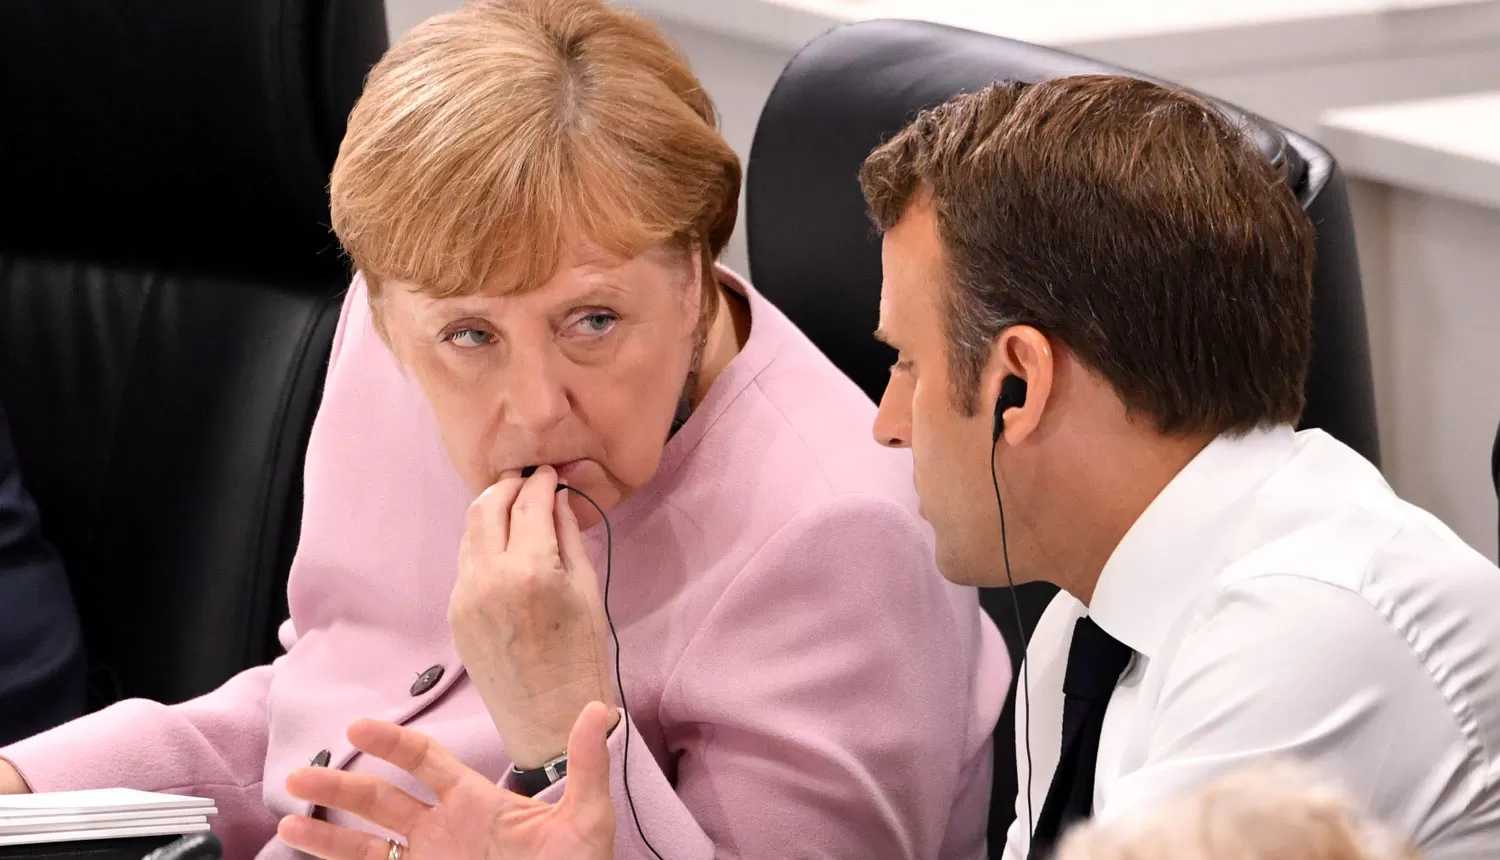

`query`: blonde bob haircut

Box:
[1054,762,1418,860]
[330,0,741,320]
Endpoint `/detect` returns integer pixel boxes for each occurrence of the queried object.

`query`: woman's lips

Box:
[516,460,589,482]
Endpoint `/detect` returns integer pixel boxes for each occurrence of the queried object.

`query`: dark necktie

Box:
[1029,616,1133,858]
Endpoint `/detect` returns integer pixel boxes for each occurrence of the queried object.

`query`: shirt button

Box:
[310,749,331,768]
[410,664,445,696]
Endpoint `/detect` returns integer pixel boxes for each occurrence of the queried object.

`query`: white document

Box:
[0,789,216,846]
[0,789,214,818]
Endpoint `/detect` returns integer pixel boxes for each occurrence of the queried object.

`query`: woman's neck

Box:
[691,280,751,405]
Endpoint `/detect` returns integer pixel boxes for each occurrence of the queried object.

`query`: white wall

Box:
[385,0,457,43]
[1349,179,1500,560]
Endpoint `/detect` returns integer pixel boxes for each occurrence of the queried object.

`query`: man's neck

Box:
[1047,430,1216,607]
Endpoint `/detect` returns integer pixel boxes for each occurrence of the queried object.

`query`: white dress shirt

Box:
[1003,425,1500,859]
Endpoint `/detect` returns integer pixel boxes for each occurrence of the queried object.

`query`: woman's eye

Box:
[444,328,494,348]
[571,312,618,337]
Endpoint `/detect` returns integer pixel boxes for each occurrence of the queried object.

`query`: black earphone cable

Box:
[991,435,1035,849]
[556,483,667,860]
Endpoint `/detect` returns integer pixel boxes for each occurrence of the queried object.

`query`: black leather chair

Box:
[746,19,1381,855]
[0,1,386,710]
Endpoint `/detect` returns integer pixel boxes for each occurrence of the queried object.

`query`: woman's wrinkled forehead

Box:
[404,239,696,300]
[371,241,700,327]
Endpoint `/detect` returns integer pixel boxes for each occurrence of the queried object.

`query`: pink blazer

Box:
[2,269,1010,859]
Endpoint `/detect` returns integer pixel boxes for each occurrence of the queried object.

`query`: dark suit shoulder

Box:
[0,402,86,744]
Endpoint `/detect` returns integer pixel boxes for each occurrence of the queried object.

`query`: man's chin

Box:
[934,544,995,588]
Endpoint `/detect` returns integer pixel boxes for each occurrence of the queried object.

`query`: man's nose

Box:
[873,378,912,449]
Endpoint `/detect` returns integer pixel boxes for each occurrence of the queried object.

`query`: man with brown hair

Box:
[864,73,1500,859]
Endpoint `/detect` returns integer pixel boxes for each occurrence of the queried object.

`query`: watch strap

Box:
[510,752,569,798]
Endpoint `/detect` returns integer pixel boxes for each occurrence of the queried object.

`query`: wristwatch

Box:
[510,750,570,798]
[509,712,620,797]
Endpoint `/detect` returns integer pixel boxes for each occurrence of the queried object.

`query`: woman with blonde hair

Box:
[0,1,1007,859]
[1055,763,1419,860]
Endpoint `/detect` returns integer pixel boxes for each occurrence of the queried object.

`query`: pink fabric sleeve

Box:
[524,495,995,859]
[0,658,280,857]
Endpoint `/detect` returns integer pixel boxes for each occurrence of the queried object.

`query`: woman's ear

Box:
[984,325,1053,445]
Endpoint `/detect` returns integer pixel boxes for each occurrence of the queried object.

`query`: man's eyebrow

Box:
[873,326,896,347]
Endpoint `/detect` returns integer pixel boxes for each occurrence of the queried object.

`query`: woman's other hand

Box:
[0,759,30,794]
[449,465,617,769]
[279,702,617,860]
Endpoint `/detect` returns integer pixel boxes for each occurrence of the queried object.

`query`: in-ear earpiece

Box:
[992,375,1029,442]
[987,372,1037,848]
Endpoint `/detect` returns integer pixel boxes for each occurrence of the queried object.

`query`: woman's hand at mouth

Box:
[448,465,619,769]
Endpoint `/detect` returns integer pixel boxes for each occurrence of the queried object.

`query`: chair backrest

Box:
[746,19,1381,854]
[0,0,387,708]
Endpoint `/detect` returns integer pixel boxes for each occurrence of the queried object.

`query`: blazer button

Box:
[410,664,445,696]
[310,749,331,768]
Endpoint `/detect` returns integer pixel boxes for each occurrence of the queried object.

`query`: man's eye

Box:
[890,358,914,374]
[444,328,494,348]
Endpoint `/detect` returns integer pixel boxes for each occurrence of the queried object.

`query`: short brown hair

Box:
[860,75,1315,435]
[331,0,740,309]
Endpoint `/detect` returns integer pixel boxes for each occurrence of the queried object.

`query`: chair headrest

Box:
[761,20,1306,199]
[746,19,1310,403]
[0,0,389,283]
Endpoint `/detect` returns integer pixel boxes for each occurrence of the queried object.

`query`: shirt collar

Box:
[1087,423,1300,659]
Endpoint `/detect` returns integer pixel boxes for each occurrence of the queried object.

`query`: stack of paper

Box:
[0,789,216,846]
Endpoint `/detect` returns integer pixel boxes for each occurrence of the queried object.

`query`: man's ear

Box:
[981,325,1053,445]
